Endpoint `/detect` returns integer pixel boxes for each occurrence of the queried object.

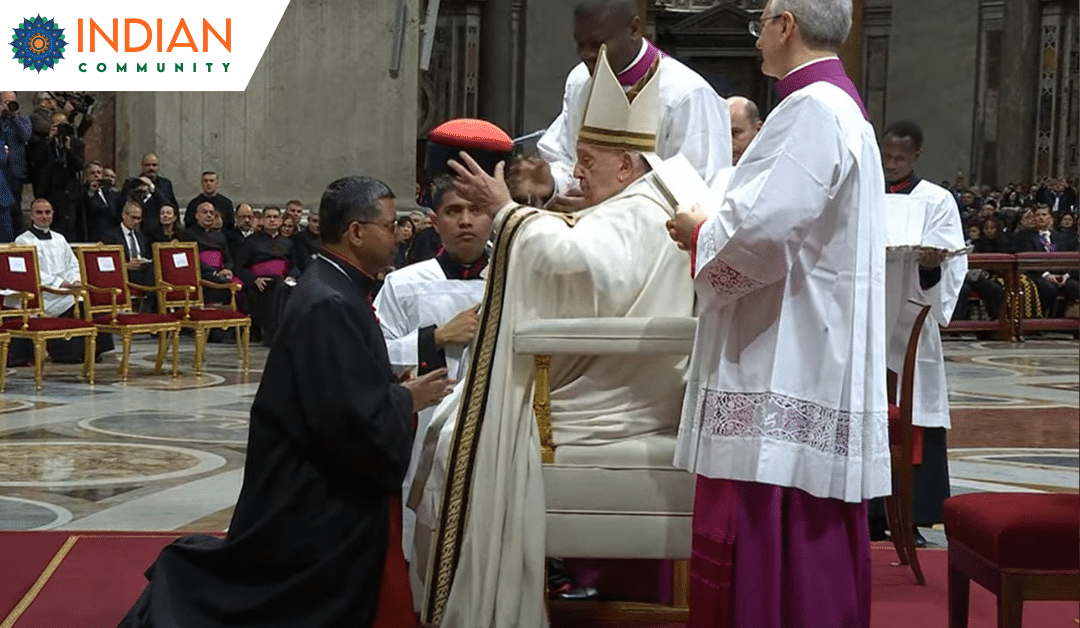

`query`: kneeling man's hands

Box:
[666,205,707,251]
[403,368,455,413]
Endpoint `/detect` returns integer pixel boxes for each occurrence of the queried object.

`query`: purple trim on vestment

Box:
[775,57,870,121]
[617,39,663,87]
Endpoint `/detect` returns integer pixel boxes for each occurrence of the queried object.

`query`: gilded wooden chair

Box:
[885,301,934,586]
[0,331,9,392]
[0,246,97,389]
[151,241,250,375]
[514,316,697,625]
[76,244,181,380]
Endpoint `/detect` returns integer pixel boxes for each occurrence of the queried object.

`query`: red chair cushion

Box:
[944,492,1080,571]
[93,313,178,326]
[176,308,247,322]
[886,404,923,465]
[2,317,95,332]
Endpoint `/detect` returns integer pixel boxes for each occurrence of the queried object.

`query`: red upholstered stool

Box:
[944,492,1079,628]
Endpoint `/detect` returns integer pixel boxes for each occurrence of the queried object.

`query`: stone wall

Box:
[115,0,420,210]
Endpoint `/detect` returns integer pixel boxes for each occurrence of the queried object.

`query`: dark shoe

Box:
[912,527,927,548]
[868,519,888,542]
[553,587,599,600]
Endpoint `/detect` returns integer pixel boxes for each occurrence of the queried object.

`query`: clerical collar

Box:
[436,248,488,280]
[318,249,376,293]
[28,225,51,240]
[887,173,921,195]
[774,56,870,122]
[618,39,663,88]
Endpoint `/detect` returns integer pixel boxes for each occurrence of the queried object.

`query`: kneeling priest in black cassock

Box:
[119,175,454,628]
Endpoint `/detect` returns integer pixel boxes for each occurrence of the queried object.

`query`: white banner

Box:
[2,1,290,91]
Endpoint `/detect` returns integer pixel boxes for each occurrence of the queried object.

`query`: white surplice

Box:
[373,257,487,562]
[13,229,79,317]
[412,171,696,628]
[674,82,892,503]
[537,41,731,195]
[884,180,967,428]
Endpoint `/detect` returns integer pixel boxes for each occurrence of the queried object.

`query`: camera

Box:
[56,122,76,138]
[2,100,19,114]
[53,91,95,117]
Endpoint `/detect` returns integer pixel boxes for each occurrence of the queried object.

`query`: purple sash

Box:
[775,57,869,121]
[250,259,289,277]
[618,39,664,87]
[199,250,225,270]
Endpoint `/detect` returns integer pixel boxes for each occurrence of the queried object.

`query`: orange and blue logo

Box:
[11,15,67,72]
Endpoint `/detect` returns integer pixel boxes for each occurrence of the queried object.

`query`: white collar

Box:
[618,39,648,76]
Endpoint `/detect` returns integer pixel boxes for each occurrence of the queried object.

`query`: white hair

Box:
[770,0,851,52]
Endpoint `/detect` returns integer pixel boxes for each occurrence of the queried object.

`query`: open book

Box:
[645,153,712,216]
[885,195,971,258]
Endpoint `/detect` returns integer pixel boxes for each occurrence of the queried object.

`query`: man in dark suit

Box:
[1036,177,1078,215]
[115,175,169,236]
[184,170,235,230]
[140,152,179,218]
[226,202,257,261]
[103,200,155,289]
[1015,204,1079,317]
[29,111,84,238]
[79,161,118,242]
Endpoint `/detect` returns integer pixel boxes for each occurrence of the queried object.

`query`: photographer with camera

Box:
[29,111,85,238]
[30,92,93,143]
[0,91,31,242]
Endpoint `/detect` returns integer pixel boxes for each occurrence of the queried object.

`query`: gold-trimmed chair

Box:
[151,241,250,376]
[75,244,181,380]
[0,245,97,389]
[514,316,697,625]
[0,331,9,392]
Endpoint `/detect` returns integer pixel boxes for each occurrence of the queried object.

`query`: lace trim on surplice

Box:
[696,389,887,457]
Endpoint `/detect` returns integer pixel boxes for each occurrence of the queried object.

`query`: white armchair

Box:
[513,316,697,624]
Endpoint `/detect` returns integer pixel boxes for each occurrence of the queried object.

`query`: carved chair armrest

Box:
[513,317,697,464]
[82,285,121,321]
[0,290,33,329]
[199,279,240,291]
[156,281,198,316]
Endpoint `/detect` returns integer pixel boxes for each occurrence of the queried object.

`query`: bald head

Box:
[574,0,636,21]
[729,96,762,164]
[573,0,642,76]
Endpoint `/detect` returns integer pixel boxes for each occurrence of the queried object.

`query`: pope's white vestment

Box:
[884,180,967,429]
[13,229,79,316]
[537,42,731,195]
[411,171,695,628]
[675,81,891,503]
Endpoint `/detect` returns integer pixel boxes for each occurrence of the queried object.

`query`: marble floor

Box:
[0,336,1077,545]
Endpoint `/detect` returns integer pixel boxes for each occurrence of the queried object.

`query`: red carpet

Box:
[1,533,1076,627]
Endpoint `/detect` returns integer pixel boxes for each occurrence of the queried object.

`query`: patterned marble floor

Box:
[0,336,1076,540]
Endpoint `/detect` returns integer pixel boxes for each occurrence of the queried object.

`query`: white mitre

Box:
[578,44,662,153]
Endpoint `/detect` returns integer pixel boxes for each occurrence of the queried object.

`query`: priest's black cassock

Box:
[119,252,415,628]
[180,226,236,306]
[236,231,300,342]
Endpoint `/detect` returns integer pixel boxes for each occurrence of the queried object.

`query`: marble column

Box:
[994,0,1040,185]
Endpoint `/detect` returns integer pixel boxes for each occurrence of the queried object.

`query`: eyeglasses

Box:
[358,220,398,234]
[749,14,782,38]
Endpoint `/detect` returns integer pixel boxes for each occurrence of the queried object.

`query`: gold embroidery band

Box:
[1,534,80,628]
[424,205,540,624]
[578,126,657,152]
